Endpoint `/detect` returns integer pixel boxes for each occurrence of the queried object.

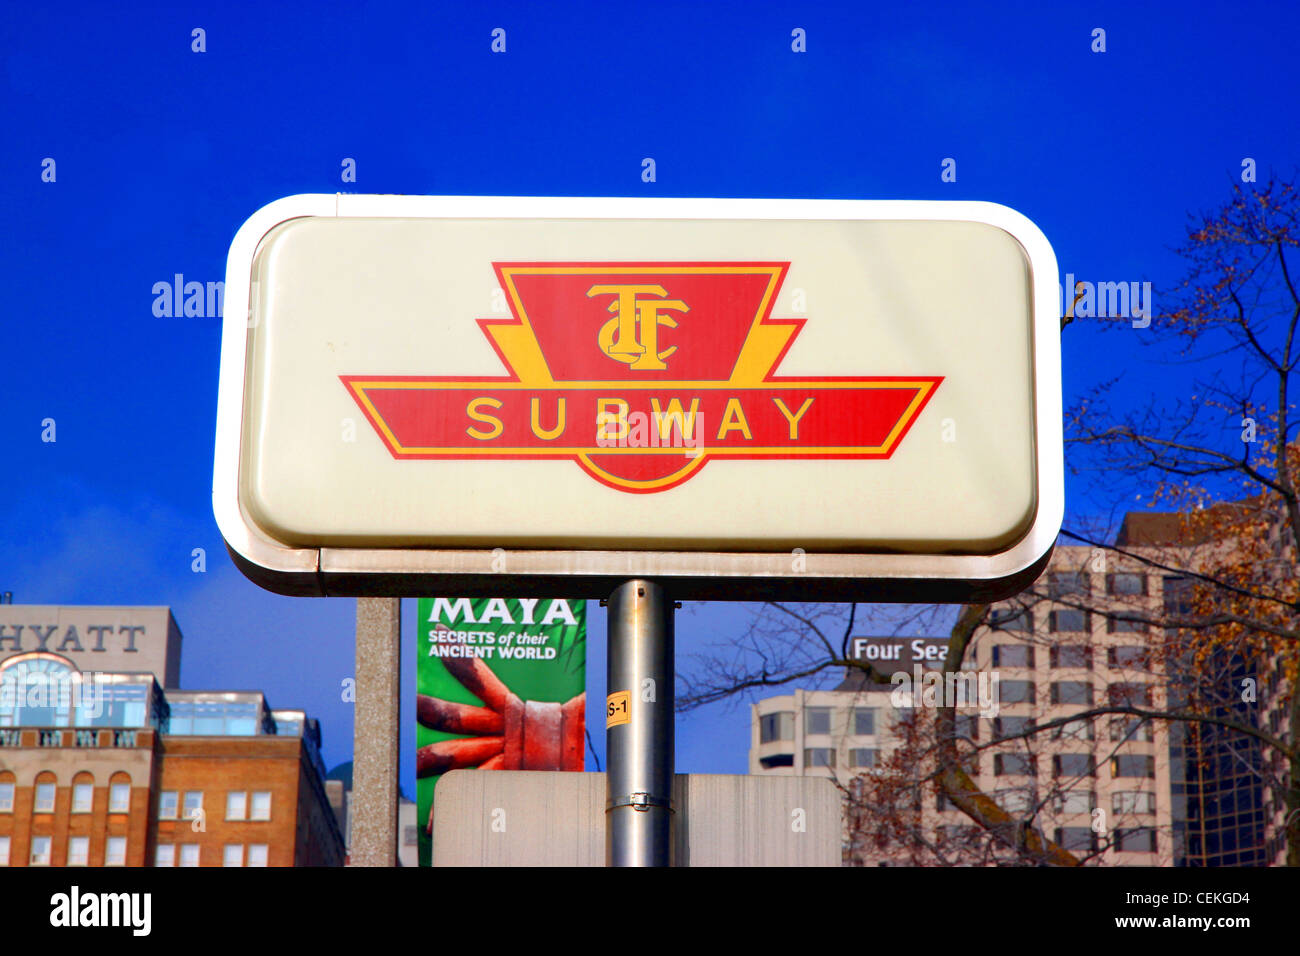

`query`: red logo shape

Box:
[342,263,941,493]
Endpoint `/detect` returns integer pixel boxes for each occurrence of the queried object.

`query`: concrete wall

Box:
[432,771,840,866]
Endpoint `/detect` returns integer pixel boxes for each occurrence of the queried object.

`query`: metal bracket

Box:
[607,792,674,813]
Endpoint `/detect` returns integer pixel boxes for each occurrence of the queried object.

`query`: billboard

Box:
[415,596,586,866]
[215,195,1061,602]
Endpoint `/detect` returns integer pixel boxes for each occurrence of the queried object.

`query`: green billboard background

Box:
[416,597,586,866]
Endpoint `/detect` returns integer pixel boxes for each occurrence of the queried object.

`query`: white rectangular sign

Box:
[214,195,1061,600]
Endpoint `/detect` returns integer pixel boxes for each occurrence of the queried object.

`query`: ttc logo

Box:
[592,284,687,370]
[342,263,941,493]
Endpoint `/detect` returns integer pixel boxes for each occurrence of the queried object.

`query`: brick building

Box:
[0,605,344,867]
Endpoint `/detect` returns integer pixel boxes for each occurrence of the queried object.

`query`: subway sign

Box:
[214,195,1062,601]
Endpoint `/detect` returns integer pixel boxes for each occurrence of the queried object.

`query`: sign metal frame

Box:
[214,194,1062,602]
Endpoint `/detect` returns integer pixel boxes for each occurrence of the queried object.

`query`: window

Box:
[250,791,271,821]
[155,844,176,867]
[183,791,204,821]
[1108,646,1149,669]
[159,790,179,819]
[34,782,55,813]
[1049,609,1090,633]
[1109,716,1152,742]
[804,748,835,768]
[67,836,89,865]
[1163,576,1193,615]
[108,782,130,813]
[72,783,93,813]
[1107,617,1148,634]
[1051,719,1094,742]
[1049,571,1091,598]
[1052,754,1096,778]
[1108,683,1151,707]
[954,714,979,741]
[105,836,126,865]
[1111,755,1155,778]
[994,788,1035,814]
[30,835,52,865]
[999,680,1036,705]
[804,708,831,736]
[0,782,14,812]
[853,708,876,736]
[1054,827,1097,852]
[994,753,1036,776]
[993,716,1034,740]
[1050,644,1091,669]
[0,835,8,865]
[1113,791,1156,815]
[1054,790,1094,815]
[993,645,1034,667]
[1051,681,1093,705]
[226,791,248,820]
[247,844,268,867]
[990,607,1032,631]
[1116,827,1157,852]
[758,754,793,769]
[178,844,200,867]
[759,711,794,743]
[223,844,243,867]
[1107,573,1147,596]
[849,748,877,768]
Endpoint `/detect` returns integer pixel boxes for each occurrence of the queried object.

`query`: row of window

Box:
[0,781,131,814]
[1046,570,1184,599]
[989,715,1153,742]
[0,783,272,821]
[941,788,1157,816]
[992,645,1154,668]
[931,822,1156,853]
[0,835,128,866]
[997,681,1151,706]
[762,712,1156,746]
[993,608,1151,634]
[155,843,268,867]
[995,572,1195,625]
[803,748,878,769]
[158,790,272,822]
[992,753,1156,779]
[0,835,275,866]
[1055,826,1158,853]
[760,708,878,743]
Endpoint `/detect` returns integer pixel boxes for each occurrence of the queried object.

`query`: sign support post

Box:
[605,580,675,866]
[350,597,401,866]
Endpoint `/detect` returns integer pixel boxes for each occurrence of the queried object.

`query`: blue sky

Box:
[2,1,1298,793]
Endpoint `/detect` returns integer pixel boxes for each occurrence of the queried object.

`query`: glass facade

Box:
[165,693,270,736]
[0,656,165,729]
[1170,651,1270,866]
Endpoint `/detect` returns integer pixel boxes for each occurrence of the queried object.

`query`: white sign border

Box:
[214,194,1062,599]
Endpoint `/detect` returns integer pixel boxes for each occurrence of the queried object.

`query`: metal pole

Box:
[350,597,401,866]
[605,579,674,866]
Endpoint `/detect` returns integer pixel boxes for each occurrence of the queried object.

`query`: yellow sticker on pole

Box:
[606,690,631,728]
